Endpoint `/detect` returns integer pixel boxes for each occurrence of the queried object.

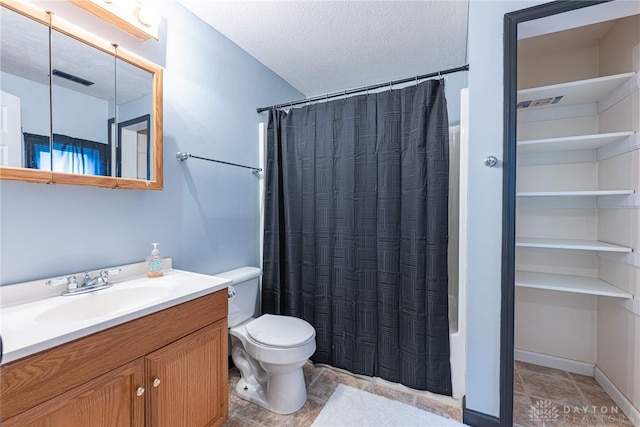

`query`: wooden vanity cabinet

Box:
[146,322,228,427]
[1,290,229,427]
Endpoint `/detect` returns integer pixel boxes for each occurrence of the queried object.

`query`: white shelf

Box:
[517,72,636,108]
[517,131,634,153]
[517,190,634,197]
[515,271,632,298]
[516,237,632,253]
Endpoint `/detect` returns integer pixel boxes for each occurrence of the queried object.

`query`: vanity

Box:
[0,264,230,427]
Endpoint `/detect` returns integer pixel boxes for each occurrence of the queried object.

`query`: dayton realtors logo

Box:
[529,400,629,425]
[528,400,560,424]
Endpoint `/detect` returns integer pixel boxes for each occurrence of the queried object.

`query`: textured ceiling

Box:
[178,0,469,97]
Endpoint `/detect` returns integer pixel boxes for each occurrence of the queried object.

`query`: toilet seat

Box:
[246,314,315,348]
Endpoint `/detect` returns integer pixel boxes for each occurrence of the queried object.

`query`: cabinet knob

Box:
[153,378,161,387]
[136,386,145,396]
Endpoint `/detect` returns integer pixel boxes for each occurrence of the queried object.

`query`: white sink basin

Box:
[0,269,231,364]
[34,286,173,324]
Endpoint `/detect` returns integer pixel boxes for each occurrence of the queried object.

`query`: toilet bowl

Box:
[217,267,317,415]
[230,314,316,414]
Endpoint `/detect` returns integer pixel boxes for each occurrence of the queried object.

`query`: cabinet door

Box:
[3,359,145,427]
[146,319,228,427]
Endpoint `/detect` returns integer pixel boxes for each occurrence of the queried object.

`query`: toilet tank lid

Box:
[215,266,261,284]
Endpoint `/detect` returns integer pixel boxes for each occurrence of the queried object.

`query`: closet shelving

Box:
[515,71,637,299]
[516,72,636,108]
[515,271,633,298]
[517,131,634,153]
[516,237,632,252]
[516,190,634,197]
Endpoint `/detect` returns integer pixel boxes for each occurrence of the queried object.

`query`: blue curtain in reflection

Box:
[23,133,110,176]
[23,133,50,170]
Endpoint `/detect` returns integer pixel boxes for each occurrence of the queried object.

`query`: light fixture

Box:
[68,0,160,41]
[135,4,160,28]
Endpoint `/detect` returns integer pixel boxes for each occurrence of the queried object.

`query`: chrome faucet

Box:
[81,270,108,288]
[46,268,121,296]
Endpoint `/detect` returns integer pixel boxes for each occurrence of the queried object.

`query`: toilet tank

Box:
[215,267,261,328]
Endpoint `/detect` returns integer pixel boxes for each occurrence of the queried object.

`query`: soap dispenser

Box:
[146,242,164,278]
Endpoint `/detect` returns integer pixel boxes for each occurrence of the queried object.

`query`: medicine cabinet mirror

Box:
[0,0,163,190]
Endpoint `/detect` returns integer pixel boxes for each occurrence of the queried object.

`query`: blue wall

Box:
[0,2,303,285]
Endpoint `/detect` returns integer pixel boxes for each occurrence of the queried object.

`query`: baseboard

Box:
[594,367,640,427]
[462,396,501,427]
[514,349,594,376]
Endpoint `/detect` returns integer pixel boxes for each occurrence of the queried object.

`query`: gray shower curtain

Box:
[262,79,452,395]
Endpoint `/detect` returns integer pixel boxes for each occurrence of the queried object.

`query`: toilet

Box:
[217,267,316,415]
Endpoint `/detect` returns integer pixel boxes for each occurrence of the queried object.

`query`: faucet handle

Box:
[103,268,121,276]
[99,268,121,279]
[46,275,78,290]
[97,268,121,285]
[46,277,68,287]
[67,275,78,290]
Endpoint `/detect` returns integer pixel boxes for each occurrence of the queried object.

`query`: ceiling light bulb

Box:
[136,4,160,28]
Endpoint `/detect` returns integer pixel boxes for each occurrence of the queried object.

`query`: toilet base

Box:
[235,366,308,415]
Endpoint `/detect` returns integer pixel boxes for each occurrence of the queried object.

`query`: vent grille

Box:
[52,69,94,87]
[517,95,563,109]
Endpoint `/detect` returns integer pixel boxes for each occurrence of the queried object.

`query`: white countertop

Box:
[0,268,230,364]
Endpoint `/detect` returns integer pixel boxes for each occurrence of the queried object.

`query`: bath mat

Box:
[311,384,466,427]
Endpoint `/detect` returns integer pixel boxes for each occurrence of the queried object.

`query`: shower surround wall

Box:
[0,1,303,285]
[515,14,640,418]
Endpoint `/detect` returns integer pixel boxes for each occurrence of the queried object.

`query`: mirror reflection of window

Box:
[26,133,110,175]
[50,28,115,176]
[0,7,50,169]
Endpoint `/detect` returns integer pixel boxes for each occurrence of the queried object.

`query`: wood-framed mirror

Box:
[0,0,163,190]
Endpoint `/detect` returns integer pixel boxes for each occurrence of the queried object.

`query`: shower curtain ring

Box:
[415,75,419,86]
[344,90,347,100]
[389,81,393,92]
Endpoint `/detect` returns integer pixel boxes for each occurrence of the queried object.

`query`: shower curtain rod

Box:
[256,64,469,113]
[176,151,262,174]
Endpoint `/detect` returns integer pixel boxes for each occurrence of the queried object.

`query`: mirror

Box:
[50,27,116,179]
[0,0,163,190]
[115,56,154,181]
[0,3,51,182]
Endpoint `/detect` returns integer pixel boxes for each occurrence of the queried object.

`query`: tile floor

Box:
[514,361,633,427]
[223,361,463,427]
